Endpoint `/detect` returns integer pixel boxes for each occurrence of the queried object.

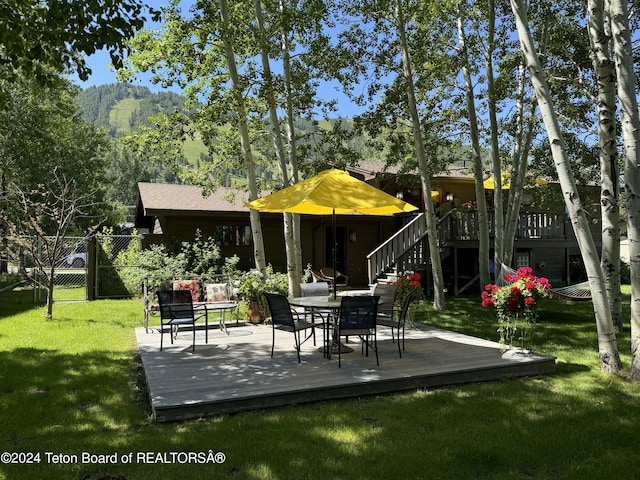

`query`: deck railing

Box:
[366,210,569,283]
[366,213,426,282]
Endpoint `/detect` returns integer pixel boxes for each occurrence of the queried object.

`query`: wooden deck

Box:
[136,322,556,422]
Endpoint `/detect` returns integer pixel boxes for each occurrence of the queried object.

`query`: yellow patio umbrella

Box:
[246,169,418,296]
[247,169,419,214]
[483,171,548,190]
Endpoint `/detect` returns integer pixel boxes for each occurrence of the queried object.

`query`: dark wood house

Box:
[135,164,601,293]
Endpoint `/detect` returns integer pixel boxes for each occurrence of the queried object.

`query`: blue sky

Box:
[71,0,365,118]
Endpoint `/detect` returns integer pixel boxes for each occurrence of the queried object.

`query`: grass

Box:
[1,288,639,479]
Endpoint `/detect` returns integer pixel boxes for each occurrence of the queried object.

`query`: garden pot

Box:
[246,298,264,324]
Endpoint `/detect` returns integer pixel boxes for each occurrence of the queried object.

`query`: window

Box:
[515,251,530,268]
[215,225,251,246]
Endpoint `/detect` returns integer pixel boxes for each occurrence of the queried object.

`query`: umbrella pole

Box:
[332,209,337,299]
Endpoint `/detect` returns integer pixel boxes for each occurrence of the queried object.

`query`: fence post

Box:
[87,236,96,300]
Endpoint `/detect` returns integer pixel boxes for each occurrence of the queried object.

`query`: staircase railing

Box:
[366,209,568,284]
[366,213,426,283]
[395,209,457,274]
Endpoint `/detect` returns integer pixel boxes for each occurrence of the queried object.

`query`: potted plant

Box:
[481,266,552,353]
[236,266,289,324]
[237,269,267,323]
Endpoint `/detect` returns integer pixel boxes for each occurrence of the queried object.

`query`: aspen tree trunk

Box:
[511,0,621,372]
[219,0,267,274]
[279,0,303,294]
[504,65,527,267]
[395,0,445,309]
[485,0,504,277]
[253,0,300,296]
[588,0,622,333]
[457,9,490,287]
[504,67,537,266]
[610,0,640,378]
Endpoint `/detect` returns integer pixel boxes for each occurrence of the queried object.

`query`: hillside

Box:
[76,83,211,164]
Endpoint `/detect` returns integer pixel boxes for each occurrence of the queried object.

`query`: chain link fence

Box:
[95,234,140,299]
[4,235,141,303]
[3,236,89,303]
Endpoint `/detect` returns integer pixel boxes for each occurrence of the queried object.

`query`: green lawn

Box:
[1,288,639,479]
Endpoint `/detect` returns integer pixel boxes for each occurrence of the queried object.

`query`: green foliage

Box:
[114,229,222,297]
[0,273,25,290]
[0,0,150,89]
[0,74,115,236]
[174,229,221,277]
[224,258,289,315]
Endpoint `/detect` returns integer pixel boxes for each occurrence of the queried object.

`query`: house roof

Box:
[137,182,251,215]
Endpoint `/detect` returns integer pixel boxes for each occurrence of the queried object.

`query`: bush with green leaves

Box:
[114,229,222,297]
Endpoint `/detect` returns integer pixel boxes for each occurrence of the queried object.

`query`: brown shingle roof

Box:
[137,182,251,214]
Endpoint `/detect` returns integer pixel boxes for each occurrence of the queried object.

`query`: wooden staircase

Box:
[366,211,455,284]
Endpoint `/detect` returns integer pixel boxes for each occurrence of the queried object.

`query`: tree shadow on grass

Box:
[0,347,151,479]
[0,289,44,319]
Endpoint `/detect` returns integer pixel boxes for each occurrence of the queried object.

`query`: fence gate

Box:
[94,235,139,299]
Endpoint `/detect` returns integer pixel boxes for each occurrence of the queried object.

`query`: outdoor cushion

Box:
[206,283,229,302]
[172,280,200,303]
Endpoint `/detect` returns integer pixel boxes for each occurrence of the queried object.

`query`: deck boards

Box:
[136,322,556,422]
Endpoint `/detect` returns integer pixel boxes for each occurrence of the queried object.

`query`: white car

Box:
[65,252,86,268]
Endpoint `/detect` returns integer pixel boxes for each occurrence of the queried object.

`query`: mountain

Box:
[75,83,185,136]
[76,83,209,164]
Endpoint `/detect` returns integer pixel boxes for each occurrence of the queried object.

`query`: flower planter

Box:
[246,298,264,324]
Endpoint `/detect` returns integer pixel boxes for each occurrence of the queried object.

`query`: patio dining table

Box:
[288,293,378,357]
[288,295,342,356]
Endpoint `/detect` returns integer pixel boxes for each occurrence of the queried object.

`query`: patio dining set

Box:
[153,279,418,367]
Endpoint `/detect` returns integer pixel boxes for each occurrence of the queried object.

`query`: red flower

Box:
[481,297,495,307]
[507,295,520,311]
[517,267,533,278]
[525,281,536,291]
[524,297,536,307]
[510,286,521,296]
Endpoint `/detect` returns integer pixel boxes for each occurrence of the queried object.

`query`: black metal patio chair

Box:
[372,282,399,321]
[264,293,318,363]
[332,295,380,367]
[157,290,205,352]
[377,289,417,358]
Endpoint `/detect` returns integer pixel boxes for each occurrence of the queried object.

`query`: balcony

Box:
[442,210,568,242]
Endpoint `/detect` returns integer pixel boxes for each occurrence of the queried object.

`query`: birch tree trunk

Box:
[220,0,267,274]
[485,0,504,276]
[457,9,490,287]
[588,0,622,333]
[504,66,537,266]
[279,0,302,294]
[253,0,300,296]
[396,0,445,310]
[510,0,621,373]
[610,0,640,378]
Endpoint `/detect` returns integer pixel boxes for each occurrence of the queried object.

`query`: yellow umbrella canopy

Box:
[483,171,548,190]
[246,169,418,215]
[246,169,418,297]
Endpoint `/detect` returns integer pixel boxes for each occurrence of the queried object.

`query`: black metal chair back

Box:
[157,290,200,352]
[334,295,380,367]
[264,293,316,363]
[378,289,417,357]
